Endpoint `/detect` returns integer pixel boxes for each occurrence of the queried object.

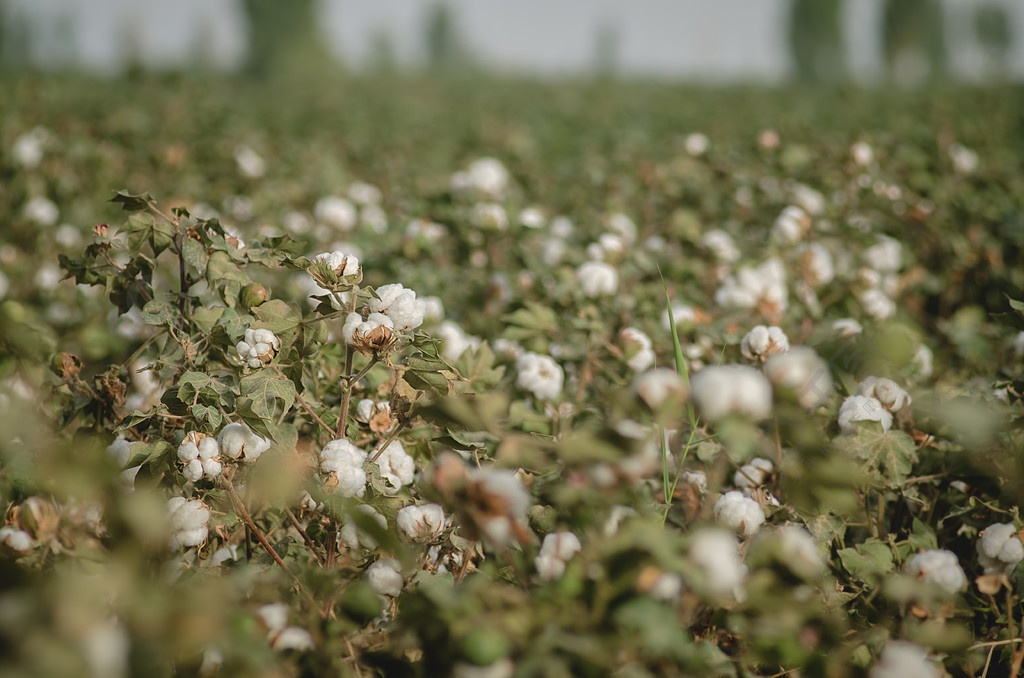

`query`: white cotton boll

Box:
[468,467,531,541]
[870,641,940,678]
[550,215,574,238]
[634,368,688,410]
[605,212,637,244]
[170,499,210,532]
[176,527,208,548]
[515,352,564,400]
[34,263,62,291]
[733,458,773,490]
[465,157,510,199]
[764,347,833,410]
[24,196,59,226]
[602,505,638,537]
[683,470,708,493]
[797,243,834,287]
[577,260,618,298]
[619,327,655,372]
[331,461,367,498]
[661,302,697,331]
[740,325,789,361]
[864,235,903,273]
[702,229,740,263]
[258,603,290,632]
[355,399,376,423]
[343,312,395,350]
[438,320,481,362]
[518,206,546,229]
[80,617,130,678]
[360,204,388,233]
[851,141,874,167]
[792,184,826,216]
[1014,332,1024,357]
[176,439,200,465]
[367,558,404,597]
[905,549,967,595]
[218,422,270,462]
[397,503,446,542]
[182,458,204,482]
[471,202,509,231]
[0,526,32,552]
[856,377,911,412]
[685,132,709,156]
[12,128,49,168]
[107,438,134,468]
[341,505,387,549]
[771,206,809,245]
[210,544,239,566]
[348,181,382,205]
[977,523,1024,575]
[118,466,141,492]
[197,437,220,461]
[775,525,826,574]
[948,143,978,175]
[272,627,314,651]
[234,144,266,179]
[421,296,445,323]
[597,233,626,259]
[539,531,581,562]
[534,554,567,582]
[313,249,360,281]
[713,491,766,536]
[454,658,515,678]
[833,318,863,337]
[911,345,933,379]
[373,440,415,495]
[202,458,223,479]
[690,364,773,422]
[688,528,747,597]
[314,196,358,231]
[369,283,427,331]
[838,395,893,434]
[858,288,896,320]
[715,259,788,312]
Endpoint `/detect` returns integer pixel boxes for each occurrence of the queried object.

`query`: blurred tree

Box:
[593,21,620,79]
[423,2,470,71]
[882,0,947,85]
[974,2,1013,80]
[368,29,398,74]
[787,0,847,85]
[241,0,330,78]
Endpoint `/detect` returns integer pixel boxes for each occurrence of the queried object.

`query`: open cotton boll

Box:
[796,243,835,287]
[312,249,360,283]
[535,532,581,582]
[314,196,357,231]
[906,549,967,595]
[0,526,32,552]
[167,498,210,549]
[775,525,826,575]
[863,235,903,273]
[369,283,427,332]
[372,440,415,495]
[685,132,709,156]
[764,346,833,410]
[234,144,265,179]
[258,603,290,633]
[856,376,911,412]
[182,458,204,482]
[634,368,688,410]
[466,466,532,547]
[464,157,510,200]
[23,196,59,226]
[690,364,773,422]
[870,641,940,678]
[605,212,637,243]
[272,627,314,651]
[341,504,387,550]
[343,312,395,356]
[519,206,546,229]
[348,181,382,205]
[833,318,863,337]
[740,325,789,362]
[106,438,134,468]
[319,438,368,498]
[471,202,509,231]
[688,528,747,598]
[619,328,655,372]
[661,301,697,331]
[576,260,619,298]
[397,503,446,542]
[218,422,271,462]
[367,558,404,597]
[733,458,773,490]
[437,320,482,362]
[858,287,896,320]
[714,258,787,314]
[850,141,874,167]
[713,491,766,536]
[516,352,564,400]
[977,523,1024,576]
[838,395,893,434]
[701,229,740,263]
[236,328,281,368]
[771,205,810,245]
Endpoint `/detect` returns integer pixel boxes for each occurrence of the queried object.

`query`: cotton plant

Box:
[618,327,655,372]
[515,352,563,401]
[167,497,211,550]
[176,431,223,482]
[576,260,619,298]
[838,395,893,434]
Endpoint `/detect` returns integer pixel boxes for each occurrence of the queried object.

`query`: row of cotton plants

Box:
[2,78,1024,678]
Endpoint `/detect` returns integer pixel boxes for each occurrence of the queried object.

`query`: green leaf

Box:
[110,190,154,212]
[834,428,918,488]
[251,299,303,335]
[192,305,225,334]
[115,408,160,432]
[404,368,450,396]
[238,370,296,422]
[182,238,209,277]
[192,403,223,429]
[838,539,894,580]
[140,300,177,327]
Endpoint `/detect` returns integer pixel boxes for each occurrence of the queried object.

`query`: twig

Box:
[335,288,360,438]
[286,508,325,566]
[293,387,336,438]
[368,420,410,464]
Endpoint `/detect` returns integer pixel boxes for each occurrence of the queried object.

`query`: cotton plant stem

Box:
[293,388,335,438]
[368,420,410,464]
[286,508,326,566]
[225,482,321,613]
[335,287,361,438]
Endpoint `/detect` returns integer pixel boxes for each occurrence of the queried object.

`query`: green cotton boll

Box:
[460,627,510,667]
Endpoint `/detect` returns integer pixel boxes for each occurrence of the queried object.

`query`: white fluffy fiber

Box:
[870,641,939,678]
[535,531,582,581]
[713,491,766,536]
[218,422,271,463]
[905,549,967,595]
[366,558,404,597]
[763,346,833,410]
[688,528,747,598]
[368,283,427,332]
[319,438,368,498]
[516,352,564,400]
[690,364,773,422]
[856,376,911,412]
[397,503,447,542]
[977,523,1024,575]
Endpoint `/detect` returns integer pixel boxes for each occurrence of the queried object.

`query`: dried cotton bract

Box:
[905,549,967,595]
[516,352,563,400]
[535,531,582,581]
[838,395,892,435]
[713,491,766,536]
[690,365,773,422]
[576,260,619,298]
[343,312,395,356]
[236,328,280,368]
[764,346,833,410]
[740,325,789,362]
[311,250,360,288]
[976,523,1024,576]
[856,376,911,413]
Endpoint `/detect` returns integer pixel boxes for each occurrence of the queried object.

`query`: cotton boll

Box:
[833,318,863,337]
[12,127,49,168]
[320,438,368,498]
[464,157,510,200]
[348,181,382,205]
[905,549,967,595]
[733,458,773,490]
[764,346,833,410]
[661,302,697,331]
[688,528,747,598]
[0,526,32,552]
[107,438,134,468]
[539,531,582,562]
[23,197,59,226]
[690,364,773,422]
[771,206,809,244]
[366,558,404,597]
[202,458,223,479]
[373,440,415,495]
[343,312,395,356]
[864,235,903,273]
[870,641,940,678]
[702,229,740,263]
[838,395,893,434]
[715,258,787,314]
[797,243,834,287]
[314,196,357,231]
[369,283,427,331]
[713,491,766,536]
[858,287,896,320]
[182,458,204,482]
[634,368,688,410]
[341,505,386,550]
[311,249,361,289]
[577,260,619,298]
[977,523,1024,576]
[515,352,564,400]
[465,466,532,547]
[851,141,874,167]
[257,603,290,632]
[438,320,482,362]
[619,327,655,372]
[856,377,911,412]
[210,544,239,566]
[605,212,637,244]
[197,437,220,461]
[234,144,265,179]
[948,143,978,175]
[397,503,446,542]
[685,132,709,156]
[236,327,281,368]
[453,658,515,678]
[518,206,546,229]
[471,202,509,231]
[775,525,825,575]
[911,345,933,379]
[740,325,789,362]
[792,183,826,216]
[272,627,314,651]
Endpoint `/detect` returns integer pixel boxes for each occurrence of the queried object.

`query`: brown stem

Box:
[225,482,322,615]
[293,388,335,438]
[1009,588,1024,678]
[286,508,325,566]
[368,420,410,464]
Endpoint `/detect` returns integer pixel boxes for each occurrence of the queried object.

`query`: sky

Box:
[7,0,1024,81]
